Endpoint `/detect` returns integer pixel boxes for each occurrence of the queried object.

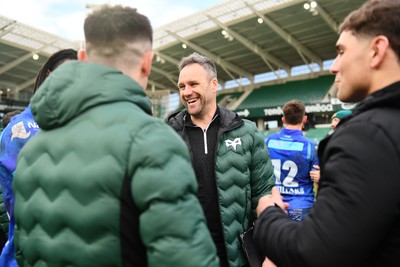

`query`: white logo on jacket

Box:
[225,138,242,151]
[11,122,31,140]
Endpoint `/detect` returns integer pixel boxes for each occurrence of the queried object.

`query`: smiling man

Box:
[166,52,274,267]
[253,0,400,266]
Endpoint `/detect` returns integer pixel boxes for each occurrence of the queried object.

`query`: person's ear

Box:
[370,35,389,68]
[210,77,218,93]
[303,115,308,124]
[141,51,154,78]
[282,117,286,125]
[78,49,87,62]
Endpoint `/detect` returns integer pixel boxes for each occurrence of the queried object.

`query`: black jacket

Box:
[254,81,400,267]
[166,106,275,267]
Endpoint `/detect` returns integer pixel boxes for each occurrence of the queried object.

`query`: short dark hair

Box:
[2,110,22,128]
[282,100,305,125]
[84,5,153,58]
[33,49,77,94]
[340,0,400,60]
[178,52,217,80]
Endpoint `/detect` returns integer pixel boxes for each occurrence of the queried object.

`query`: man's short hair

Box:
[84,5,153,58]
[282,100,305,125]
[178,52,217,80]
[340,0,400,60]
[2,110,21,128]
[33,49,77,94]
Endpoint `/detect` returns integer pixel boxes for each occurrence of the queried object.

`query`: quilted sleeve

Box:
[248,123,275,219]
[128,120,219,267]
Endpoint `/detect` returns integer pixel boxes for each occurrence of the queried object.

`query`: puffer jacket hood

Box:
[31,61,152,130]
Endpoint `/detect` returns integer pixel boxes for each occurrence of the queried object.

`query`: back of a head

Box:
[84,5,153,65]
[282,100,305,125]
[2,110,22,128]
[33,49,78,94]
[340,0,400,61]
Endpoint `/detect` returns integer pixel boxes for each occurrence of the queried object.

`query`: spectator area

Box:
[236,75,334,110]
[304,127,331,143]
[217,91,244,106]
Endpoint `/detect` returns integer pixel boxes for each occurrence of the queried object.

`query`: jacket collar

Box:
[167,105,243,132]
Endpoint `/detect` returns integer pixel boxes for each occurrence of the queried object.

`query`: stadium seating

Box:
[235,75,334,110]
[217,91,244,107]
[304,127,331,143]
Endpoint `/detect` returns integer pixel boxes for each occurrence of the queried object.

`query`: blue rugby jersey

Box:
[0,105,39,267]
[265,128,319,209]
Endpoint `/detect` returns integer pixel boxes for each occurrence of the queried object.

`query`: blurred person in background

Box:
[265,100,319,222]
[0,48,77,267]
[12,6,219,267]
[1,111,22,130]
[0,110,22,252]
[330,109,352,129]
[254,0,400,266]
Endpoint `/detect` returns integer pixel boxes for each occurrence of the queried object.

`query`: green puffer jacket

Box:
[166,107,275,267]
[13,61,219,267]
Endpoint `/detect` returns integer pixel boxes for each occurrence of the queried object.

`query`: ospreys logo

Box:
[11,122,31,140]
[225,138,242,151]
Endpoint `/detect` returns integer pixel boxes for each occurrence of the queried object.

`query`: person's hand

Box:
[309,165,320,183]
[262,256,277,267]
[256,187,289,217]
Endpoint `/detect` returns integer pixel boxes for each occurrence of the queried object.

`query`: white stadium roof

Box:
[0,0,365,100]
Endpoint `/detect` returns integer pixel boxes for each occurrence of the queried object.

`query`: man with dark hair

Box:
[0,48,77,267]
[1,111,21,129]
[265,100,319,222]
[254,0,400,266]
[13,6,219,267]
[166,52,274,267]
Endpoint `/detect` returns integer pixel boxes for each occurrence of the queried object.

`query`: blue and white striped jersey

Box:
[266,128,319,209]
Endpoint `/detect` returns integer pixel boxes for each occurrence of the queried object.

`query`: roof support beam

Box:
[207,15,290,79]
[245,2,323,68]
[220,65,242,88]
[154,51,179,66]
[151,66,177,87]
[15,77,35,93]
[316,5,339,33]
[0,20,17,38]
[0,52,37,75]
[0,44,49,75]
[147,79,167,90]
[166,29,253,81]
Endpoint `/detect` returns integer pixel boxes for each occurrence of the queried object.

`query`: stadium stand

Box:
[1,0,365,122]
[217,91,244,107]
[261,128,280,138]
[304,127,331,143]
[235,75,334,111]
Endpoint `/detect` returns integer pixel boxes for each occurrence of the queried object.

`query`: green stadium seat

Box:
[236,75,334,110]
[304,128,331,143]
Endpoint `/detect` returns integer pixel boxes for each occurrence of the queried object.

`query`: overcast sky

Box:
[0,0,225,41]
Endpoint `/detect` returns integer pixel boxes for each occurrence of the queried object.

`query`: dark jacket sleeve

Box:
[0,185,8,248]
[129,121,220,267]
[254,121,400,267]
